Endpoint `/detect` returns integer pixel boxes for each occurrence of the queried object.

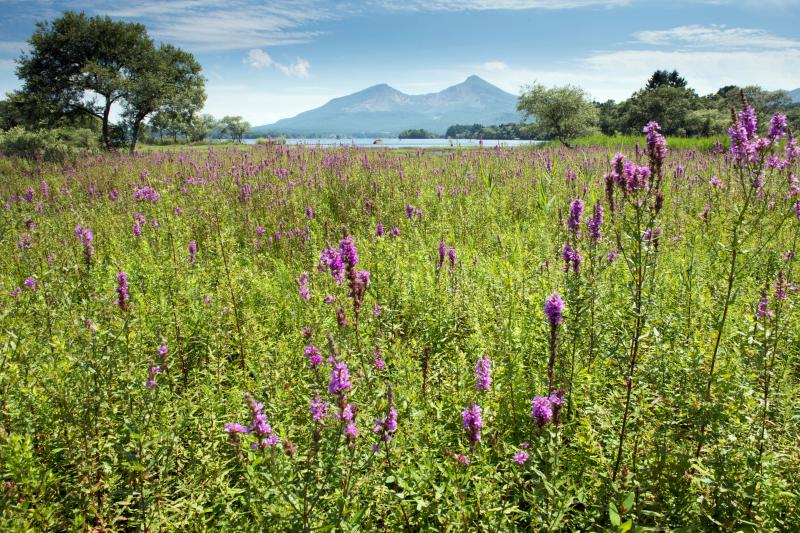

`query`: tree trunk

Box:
[129,119,141,154]
[102,99,113,150]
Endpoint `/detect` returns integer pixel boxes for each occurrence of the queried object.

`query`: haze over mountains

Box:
[251,75,522,137]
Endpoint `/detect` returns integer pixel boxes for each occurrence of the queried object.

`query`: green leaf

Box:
[622,491,635,513]
[609,503,621,527]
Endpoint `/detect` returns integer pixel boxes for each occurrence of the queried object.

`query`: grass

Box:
[0,129,798,530]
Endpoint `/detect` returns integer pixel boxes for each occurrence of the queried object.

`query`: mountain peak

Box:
[465,74,487,84]
[254,76,521,136]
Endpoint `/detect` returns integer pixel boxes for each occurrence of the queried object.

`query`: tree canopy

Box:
[517,84,598,147]
[12,11,205,151]
[220,116,251,143]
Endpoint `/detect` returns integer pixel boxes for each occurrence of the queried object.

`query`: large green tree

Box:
[220,116,251,143]
[15,12,153,148]
[517,84,598,147]
[616,86,700,136]
[123,44,205,152]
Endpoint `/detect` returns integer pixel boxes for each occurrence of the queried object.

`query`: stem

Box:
[214,204,246,369]
[695,186,753,459]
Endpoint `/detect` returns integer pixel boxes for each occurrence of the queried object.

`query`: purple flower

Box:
[643,121,668,163]
[561,242,584,274]
[531,396,553,427]
[310,393,330,422]
[587,201,603,243]
[344,422,359,440]
[224,423,249,434]
[146,364,161,389]
[475,356,492,391]
[447,247,457,268]
[134,185,160,203]
[457,453,471,466]
[246,393,279,449]
[709,177,724,189]
[24,276,36,290]
[643,227,662,244]
[376,223,384,237]
[462,403,483,443]
[374,406,399,442]
[438,241,447,267]
[319,247,345,284]
[305,205,314,219]
[774,273,789,301]
[188,240,197,264]
[567,198,584,236]
[115,271,129,311]
[17,233,31,250]
[513,450,529,465]
[544,292,564,326]
[305,345,323,370]
[389,227,400,238]
[75,224,94,264]
[339,236,359,270]
[157,344,168,357]
[296,271,311,300]
[756,297,774,319]
[340,402,355,422]
[769,114,788,138]
[328,360,352,395]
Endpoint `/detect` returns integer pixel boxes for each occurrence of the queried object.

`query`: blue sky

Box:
[1,0,799,125]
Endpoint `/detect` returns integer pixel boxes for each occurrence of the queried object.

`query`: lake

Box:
[242,138,543,148]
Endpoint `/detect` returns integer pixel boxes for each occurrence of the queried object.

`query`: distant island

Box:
[398,123,535,140]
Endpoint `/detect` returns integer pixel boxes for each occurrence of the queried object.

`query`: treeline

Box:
[595,70,799,136]
[398,123,536,140]
[0,11,258,159]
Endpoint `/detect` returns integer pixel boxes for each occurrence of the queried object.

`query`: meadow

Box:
[1,111,799,531]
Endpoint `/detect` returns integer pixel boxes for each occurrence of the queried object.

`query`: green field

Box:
[1,119,799,530]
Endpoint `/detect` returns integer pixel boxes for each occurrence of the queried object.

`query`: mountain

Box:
[789,88,800,103]
[251,75,522,137]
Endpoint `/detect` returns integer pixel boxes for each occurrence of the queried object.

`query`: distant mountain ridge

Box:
[252,75,522,137]
[789,88,800,103]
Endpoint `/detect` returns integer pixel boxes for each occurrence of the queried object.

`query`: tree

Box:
[123,44,205,152]
[220,116,251,143]
[186,114,218,143]
[517,84,598,147]
[616,86,700,136]
[645,69,688,90]
[15,12,153,148]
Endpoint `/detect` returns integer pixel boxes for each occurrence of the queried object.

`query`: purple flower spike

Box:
[475,356,492,391]
[544,292,564,326]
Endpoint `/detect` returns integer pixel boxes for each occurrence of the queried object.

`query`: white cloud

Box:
[373,0,630,10]
[481,61,509,71]
[633,24,800,50]
[99,1,330,51]
[469,44,800,102]
[246,49,275,69]
[245,49,311,78]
